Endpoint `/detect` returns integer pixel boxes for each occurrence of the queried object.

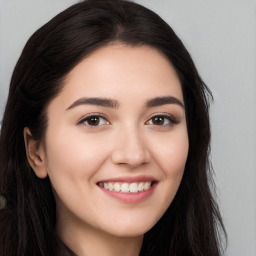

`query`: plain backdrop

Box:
[0,0,255,255]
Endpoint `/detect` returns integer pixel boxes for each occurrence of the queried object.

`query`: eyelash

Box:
[146,114,178,126]
[78,114,110,128]
[78,114,178,129]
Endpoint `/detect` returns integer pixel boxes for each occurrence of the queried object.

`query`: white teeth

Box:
[138,182,144,192]
[121,183,129,192]
[143,182,151,190]
[129,183,138,193]
[108,183,113,191]
[114,183,121,192]
[99,181,153,193]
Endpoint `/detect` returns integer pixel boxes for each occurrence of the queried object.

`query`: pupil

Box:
[153,116,164,125]
[88,117,99,125]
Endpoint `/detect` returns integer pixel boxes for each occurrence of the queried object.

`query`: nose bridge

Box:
[111,123,150,167]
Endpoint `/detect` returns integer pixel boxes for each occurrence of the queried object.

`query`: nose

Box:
[111,127,150,168]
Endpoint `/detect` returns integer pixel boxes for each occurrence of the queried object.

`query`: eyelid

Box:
[145,113,179,126]
[77,112,179,129]
[77,113,110,127]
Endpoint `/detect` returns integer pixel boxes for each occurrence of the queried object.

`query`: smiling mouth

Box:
[97,181,157,193]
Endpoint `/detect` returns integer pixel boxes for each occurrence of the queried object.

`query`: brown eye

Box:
[87,116,100,126]
[80,115,109,127]
[146,115,178,126]
[152,116,165,125]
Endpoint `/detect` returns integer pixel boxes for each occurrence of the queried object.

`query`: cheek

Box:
[43,129,111,220]
[46,127,105,167]
[43,128,110,192]
[164,140,188,176]
[149,128,189,202]
[151,128,189,176]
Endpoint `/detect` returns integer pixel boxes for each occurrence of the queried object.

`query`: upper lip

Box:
[97,175,158,184]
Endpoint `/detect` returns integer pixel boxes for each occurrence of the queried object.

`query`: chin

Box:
[103,218,158,238]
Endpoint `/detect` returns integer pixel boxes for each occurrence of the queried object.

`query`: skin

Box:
[25,43,189,256]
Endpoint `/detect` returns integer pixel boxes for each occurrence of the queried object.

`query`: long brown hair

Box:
[0,0,226,255]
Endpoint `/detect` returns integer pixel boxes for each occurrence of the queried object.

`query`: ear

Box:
[24,127,48,179]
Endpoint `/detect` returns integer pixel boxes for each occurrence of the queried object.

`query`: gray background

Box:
[0,0,255,255]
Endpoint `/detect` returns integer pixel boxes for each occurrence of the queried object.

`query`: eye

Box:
[146,115,178,126]
[79,115,109,127]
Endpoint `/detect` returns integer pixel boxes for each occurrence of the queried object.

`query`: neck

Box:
[56,218,143,256]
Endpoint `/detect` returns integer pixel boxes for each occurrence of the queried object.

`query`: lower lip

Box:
[98,183,157,204]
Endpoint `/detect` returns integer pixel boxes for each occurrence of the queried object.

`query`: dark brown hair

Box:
[0,0,226,255]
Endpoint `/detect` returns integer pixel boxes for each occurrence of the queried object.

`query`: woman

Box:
[0,0,226,255]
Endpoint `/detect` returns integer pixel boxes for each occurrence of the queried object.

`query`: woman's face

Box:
[34,43,189,238]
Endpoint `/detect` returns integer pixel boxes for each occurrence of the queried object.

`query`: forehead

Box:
[51,43,184,109]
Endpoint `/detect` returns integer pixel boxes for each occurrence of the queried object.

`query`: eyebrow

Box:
[66,96,184,110]
[66,97,119,110]
[145,96,184,108]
